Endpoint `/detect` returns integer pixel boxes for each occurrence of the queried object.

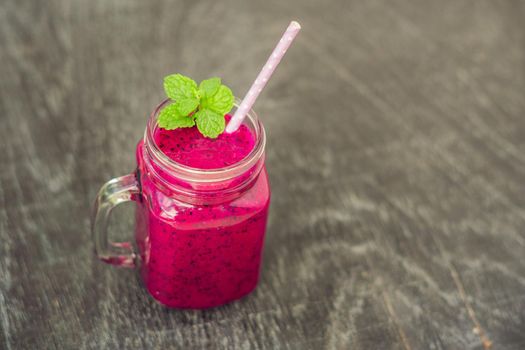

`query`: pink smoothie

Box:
[135,116,270,309]
[154,116,255,169]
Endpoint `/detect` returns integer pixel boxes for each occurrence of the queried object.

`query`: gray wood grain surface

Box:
[1,0,525,349]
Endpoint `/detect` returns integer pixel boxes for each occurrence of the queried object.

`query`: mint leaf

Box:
[201,85,234,115]
[174,98,199,116]
[158,104,195,130]
[195,109,225,138]
[159,73,234,138]
[199,77,221,98]
[164,74,198,101]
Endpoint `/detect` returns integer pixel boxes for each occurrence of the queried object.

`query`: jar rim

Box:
[144,98,266,183]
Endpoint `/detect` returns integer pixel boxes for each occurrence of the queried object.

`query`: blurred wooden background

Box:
[1,0,524,349]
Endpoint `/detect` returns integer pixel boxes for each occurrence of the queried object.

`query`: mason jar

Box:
[92,99,270,309]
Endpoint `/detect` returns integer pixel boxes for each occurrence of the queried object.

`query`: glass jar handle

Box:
[91,173,140,268]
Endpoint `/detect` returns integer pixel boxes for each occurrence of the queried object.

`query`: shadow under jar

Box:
[92,99,271,309]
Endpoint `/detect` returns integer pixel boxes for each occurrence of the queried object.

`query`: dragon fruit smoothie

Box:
[134,112,270,309]
[91,23,299,310]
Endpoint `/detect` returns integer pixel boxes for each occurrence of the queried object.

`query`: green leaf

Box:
[174,98,199,116]
[159,73,234,137]
[195,109,225,138]
[158,104,195,130]
[163,74,198,102]
[199,77,221,98]
[201,85,234,115]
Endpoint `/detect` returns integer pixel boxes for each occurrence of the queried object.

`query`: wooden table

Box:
[1,0,524,349]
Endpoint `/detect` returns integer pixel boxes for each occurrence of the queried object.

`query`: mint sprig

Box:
[158,74,234,138]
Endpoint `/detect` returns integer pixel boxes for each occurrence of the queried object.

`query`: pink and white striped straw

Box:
[225,21,301,133]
